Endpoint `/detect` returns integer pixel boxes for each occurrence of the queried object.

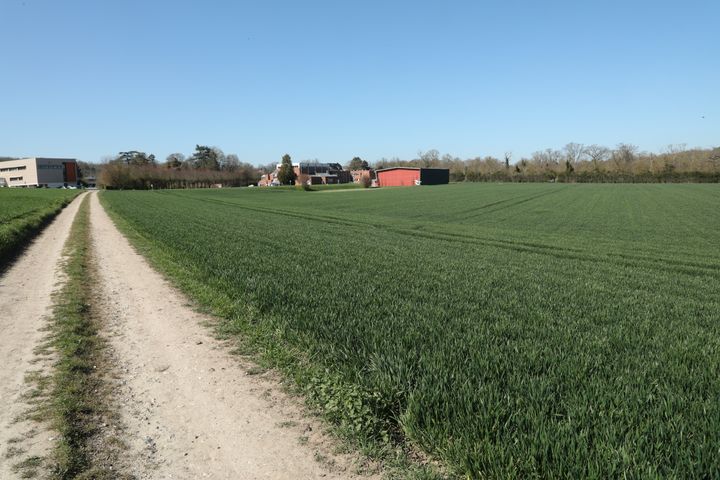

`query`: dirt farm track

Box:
[0,192,371,479]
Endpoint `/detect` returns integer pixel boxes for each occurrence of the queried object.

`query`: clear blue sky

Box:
[1,0,717,165]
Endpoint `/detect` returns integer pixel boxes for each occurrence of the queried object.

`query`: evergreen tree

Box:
[191,145,221,170]
[277,154,296,185]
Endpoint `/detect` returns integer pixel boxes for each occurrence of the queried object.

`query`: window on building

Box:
[9,176,23,181]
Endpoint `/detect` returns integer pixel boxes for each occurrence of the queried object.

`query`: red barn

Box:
[376,167,449,187]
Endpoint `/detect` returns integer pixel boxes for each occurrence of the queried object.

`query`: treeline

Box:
[99,145,259,189]
[96,142,720,189]
[375,144,720,183]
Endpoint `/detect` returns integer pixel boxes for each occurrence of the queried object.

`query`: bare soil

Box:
[88,191,374,479]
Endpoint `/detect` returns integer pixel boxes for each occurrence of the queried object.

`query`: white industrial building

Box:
[0,157,79,188]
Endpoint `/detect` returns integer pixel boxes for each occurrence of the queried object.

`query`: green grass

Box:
[309,182,364,191]
[47,195,118,479]
[261,182,364,191]
[0,189,79,267]
[101,184,720,478]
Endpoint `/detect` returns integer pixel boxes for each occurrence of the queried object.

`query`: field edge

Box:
[97,191,447,479]
[0,191,81,273]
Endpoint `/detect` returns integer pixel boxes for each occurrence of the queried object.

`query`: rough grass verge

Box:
[45,195,126,479]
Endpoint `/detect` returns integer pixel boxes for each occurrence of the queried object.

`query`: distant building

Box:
[0,157,79,188]
[257,172,275,187]
[259,161,352,186]
[376,167,449,187]
[351,169,374,184]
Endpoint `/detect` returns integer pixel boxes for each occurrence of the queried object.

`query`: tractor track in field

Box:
[163,192,720,278]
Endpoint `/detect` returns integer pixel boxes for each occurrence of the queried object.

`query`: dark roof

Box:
[375,167,420,172]
[298,161,343,168]
[375,167,449,172]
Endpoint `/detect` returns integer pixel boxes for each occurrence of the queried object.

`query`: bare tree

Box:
[611,143,638,171]
[212,147,227,169]
[665,143,687,155]
[532,149,563,169]
[419,149,440,167]
[563,143,585,166]
[585,145,610,170]
[224,154,240,172]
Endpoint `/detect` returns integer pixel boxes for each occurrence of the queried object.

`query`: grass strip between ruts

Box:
[46,194,122,479]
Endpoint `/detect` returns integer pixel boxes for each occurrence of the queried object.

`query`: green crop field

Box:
[101,184,720,478]
[0,189,80,264]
